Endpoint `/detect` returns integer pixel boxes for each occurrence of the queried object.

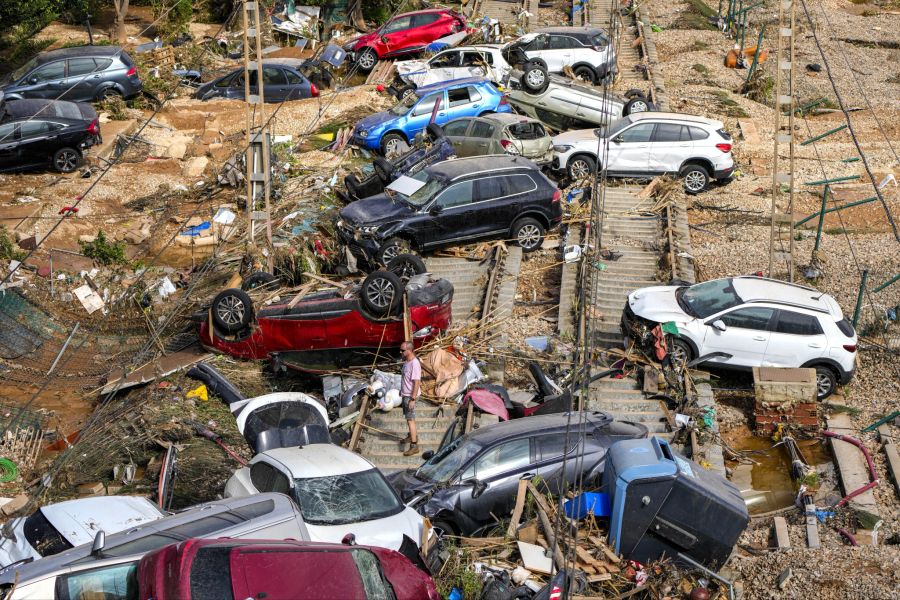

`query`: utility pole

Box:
[768,0,796,281]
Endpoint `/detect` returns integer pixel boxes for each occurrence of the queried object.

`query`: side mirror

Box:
[428,205,442,216]
[91,530,105,556]
[421,450,434,460]
[612,136,623,144]
[28,76,39,85]
[711,319,727,332]
[341,533,357,546]
[471,479,487,499]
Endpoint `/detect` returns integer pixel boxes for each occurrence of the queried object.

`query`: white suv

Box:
[507,27,617,84]
[622,276,858,399]
[552,112,735,192]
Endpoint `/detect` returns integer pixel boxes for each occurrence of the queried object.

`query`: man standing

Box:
[399,341,421,456]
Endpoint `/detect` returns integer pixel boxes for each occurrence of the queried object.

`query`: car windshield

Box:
[292,469,403,526]
[606,116,633,138]
[678,278,743,318]
[395,170,444,207]
[9,58,39,83]
[416,437,483,483]
[389,93,419,116]
[22,509,73,557]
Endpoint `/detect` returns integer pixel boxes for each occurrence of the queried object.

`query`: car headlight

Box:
[553,144,573,152]
[357,130,369,138]
[359,225,380,235]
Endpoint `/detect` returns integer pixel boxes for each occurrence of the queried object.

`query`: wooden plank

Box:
[348,396,372,452]
[506,479,529,539]
[773,516,791,549]
[827,414,880,516]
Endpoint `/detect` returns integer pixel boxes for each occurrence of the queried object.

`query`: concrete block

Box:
[773,516,790,549]
[77,481,105,496]
[182,156,209,178]
[0,494,30,516]
[827,414,880,516]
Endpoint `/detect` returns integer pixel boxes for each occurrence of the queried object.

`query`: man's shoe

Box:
[403,444,420,457]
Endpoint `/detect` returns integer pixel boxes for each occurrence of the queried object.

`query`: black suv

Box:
[337,155,562,265]
[0,99,100,173]
[0,46,141,102]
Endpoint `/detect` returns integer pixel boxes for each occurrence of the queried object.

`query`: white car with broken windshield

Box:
[225,443,428,551]
[393,45,511,93]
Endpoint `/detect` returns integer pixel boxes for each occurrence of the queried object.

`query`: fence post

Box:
[852,269,869,328]
[813,185,829,252]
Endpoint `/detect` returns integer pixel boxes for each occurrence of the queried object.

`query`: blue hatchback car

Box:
[352,77,512,155]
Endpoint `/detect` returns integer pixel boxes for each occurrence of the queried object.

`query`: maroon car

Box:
[138,538,440,600]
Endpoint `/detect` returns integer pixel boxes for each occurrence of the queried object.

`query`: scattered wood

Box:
[506,479,529,538]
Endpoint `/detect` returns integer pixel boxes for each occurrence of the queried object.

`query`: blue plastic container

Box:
[563,491,610,520]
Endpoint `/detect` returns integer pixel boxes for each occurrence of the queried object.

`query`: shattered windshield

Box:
[292,469,403,526]
[396,170,444,207]
[416,437,483,483]
[679,278,743,318]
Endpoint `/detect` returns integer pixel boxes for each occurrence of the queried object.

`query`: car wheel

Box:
[681,164,710,194]
[521,61,549,94]
[512,217,545,252]
[373,157,394,183]
[241,271,279,291]
[380,133,406,157]
[396,84,417,103]
[432,519,458,538]
[378,237,411,266]
[53,147,81,173]
[211,288,254,334]
[669,337,693,365]
[574,65,596,84]
[97,87,123,101]
[425,123,445,141]
[567,154,596,180]
[386,253,427,279]
[361,270,404,315]
[814,366,837,399]
[623,96,653,115]
[356,48,378,72]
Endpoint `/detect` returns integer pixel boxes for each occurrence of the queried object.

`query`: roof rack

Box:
[744,299,829,314]
[735,275,818,292]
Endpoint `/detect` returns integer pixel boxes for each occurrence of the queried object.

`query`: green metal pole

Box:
[841,156,860,163]
[873,272,900,293]
[813,185,830,252]
[745,26,766,83]
[804,174,860,186]
[852,269,869,328]
[800,124,848,146]
[794,195,878,227]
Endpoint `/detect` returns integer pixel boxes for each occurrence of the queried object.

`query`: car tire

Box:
[387,253,427,279]
[356,47,378,72]
[574,65,596,84]
[396,84,416,103]
[680,163,710,195]
[361,270,404,315]
[241,271,279,291]
[345,173,363,199]
[378,237,411,266]
[623,88,645,100]
[96,87,123,101]
[425,123,445,141]
[623,96,654,115]
[814,366,837,399]
[432,519,458,538]
[373,157,394,183]
[380,133,407,157]
[567,154,596,180]
[53,147,81,173]
[668,337,693,365]
[521,61,549,94]
[211,288,254,334]
[512,217,545,252]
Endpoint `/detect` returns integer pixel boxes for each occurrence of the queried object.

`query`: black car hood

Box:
[387,468,434,503]
[340,193,416,226]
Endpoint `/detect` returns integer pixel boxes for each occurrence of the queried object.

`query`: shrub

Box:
[79,230,128,265]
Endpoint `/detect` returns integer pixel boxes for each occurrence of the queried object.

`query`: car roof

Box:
[731,276,840,316]
[478,113,540,127]
[535,26,605,36]
[465,412,610,445]
[416,77,490,95]
[40,496,163,547]
[37,45,123,64]
[425,155,538,179]
[627,112,723,128]
[1,99,93,122]
[262,443,374,477]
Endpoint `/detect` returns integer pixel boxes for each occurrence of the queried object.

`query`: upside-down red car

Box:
[138,538,440,600]
[195,270,452,372]
[344,9,467,72]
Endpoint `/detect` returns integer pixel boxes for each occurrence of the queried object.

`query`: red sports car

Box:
[138,538,440,600]
[196,271,452,372]
[344,9,467,72]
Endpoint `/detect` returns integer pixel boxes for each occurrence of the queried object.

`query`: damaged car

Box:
[392,45,512,94]
[388,412,649,537]
[0,99,100,173]
[194,59,320,102]
[503,27,617,84]
[622,276,858,398]
[443,113,554,164]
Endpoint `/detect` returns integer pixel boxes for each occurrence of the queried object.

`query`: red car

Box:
[345,9,467,72]
[196,271,453,372]
[138,538,440,600]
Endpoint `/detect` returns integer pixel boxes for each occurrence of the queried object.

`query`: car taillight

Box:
[126,65,137,77]
[716,143,732,153]
[499,96,509,106]
[310,83,319,97]
[843,344,857,353]
[86,119,99,135]
[499,139,519,154]
[552,189,561,203]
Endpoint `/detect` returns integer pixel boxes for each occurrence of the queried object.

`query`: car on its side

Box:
[0,496,163,571]
[443,113,553,164]
[351,77,512,156]
[194,59,320,102]
[388,412,649,537]
[137,538,439,600]
[225,444,431,553]
[393,45,512,93]
[0,494,308,600]
[622,276,858,398]
[337,156,563,266]
[505,27,617,84]
[345,8,467,72]
[552,112,735,192]
[0,99,100,173]
[0,45,141,102]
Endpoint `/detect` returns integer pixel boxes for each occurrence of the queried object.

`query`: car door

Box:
[763,309,828,367]
[283,67,309,101]
[422,179,476,247]
[18,60,66,99]
[649,123,692,174]
[534,433,580,493]
[405,91,444,138]
[0,123,19,171]
[522,35,551,67]
[409,12,442,48]
[458,438,534,526]
[16,120,56,168]
[701,306,776,367]
[460,51,493,79]
[475,173,537,232]
[65,57,101,101]
[442,86,482,122]
[427,50,463,81]
[380,15,413,56]
[606,122,654,175]
[463,118,496,156]
[545,34,577,71]
[261,66,289,102]
[442,117,474,154]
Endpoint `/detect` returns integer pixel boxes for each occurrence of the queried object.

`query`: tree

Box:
[113,0,129,43]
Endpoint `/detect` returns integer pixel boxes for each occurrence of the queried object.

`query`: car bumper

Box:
[350,133,381,152]
[713,166,735,181]
[337,225,381,265]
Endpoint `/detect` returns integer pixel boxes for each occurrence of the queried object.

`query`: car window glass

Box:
[775,311,823,335]
[216,72,236,87]
[270,469,291,494]
[591,33,609,49]
[411,13,440,27]
[56,562,138,600]
[447,87,471,107]
[618,123,655,143]
[263,66,286,85]
[689,126,709,140]
[23,509,72,556]
[653,123,685,142]
[412,93,441,116]
[0,123,16,142]
[430,52,459,68]
[190,547,234,600]
[285,69,302,85]
[526,36,549,51]
[475,176,504,201]
[507,122,546,140]
[719,307,774,330]
[436,180,473,209]
[443,119,471,136]
[67,58,98,77]
[475,439,530,479]
[292,469,402,526]
[30,61,65,82]
[537,433,576,460]
[549,35,577,50]
[462,52,491,66]
[504,174,536,195]
[383,16,412,33]
[681,279,743,318]
[94,58,113,71]
[470,121,494,138]
[247,70,259,87]
[467,86,482,103]
[351,549,392,600]
[19,121,51,137]
[250,461,276,491]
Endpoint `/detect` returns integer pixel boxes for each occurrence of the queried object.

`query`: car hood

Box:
[351,31,382,49]
[355,110,401,134]
[304,506,423,551]
[628,285,690,324]
[340,194,415,225]
[387,469,434,503]
[553,128,602,145]
[394,58,430,77]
